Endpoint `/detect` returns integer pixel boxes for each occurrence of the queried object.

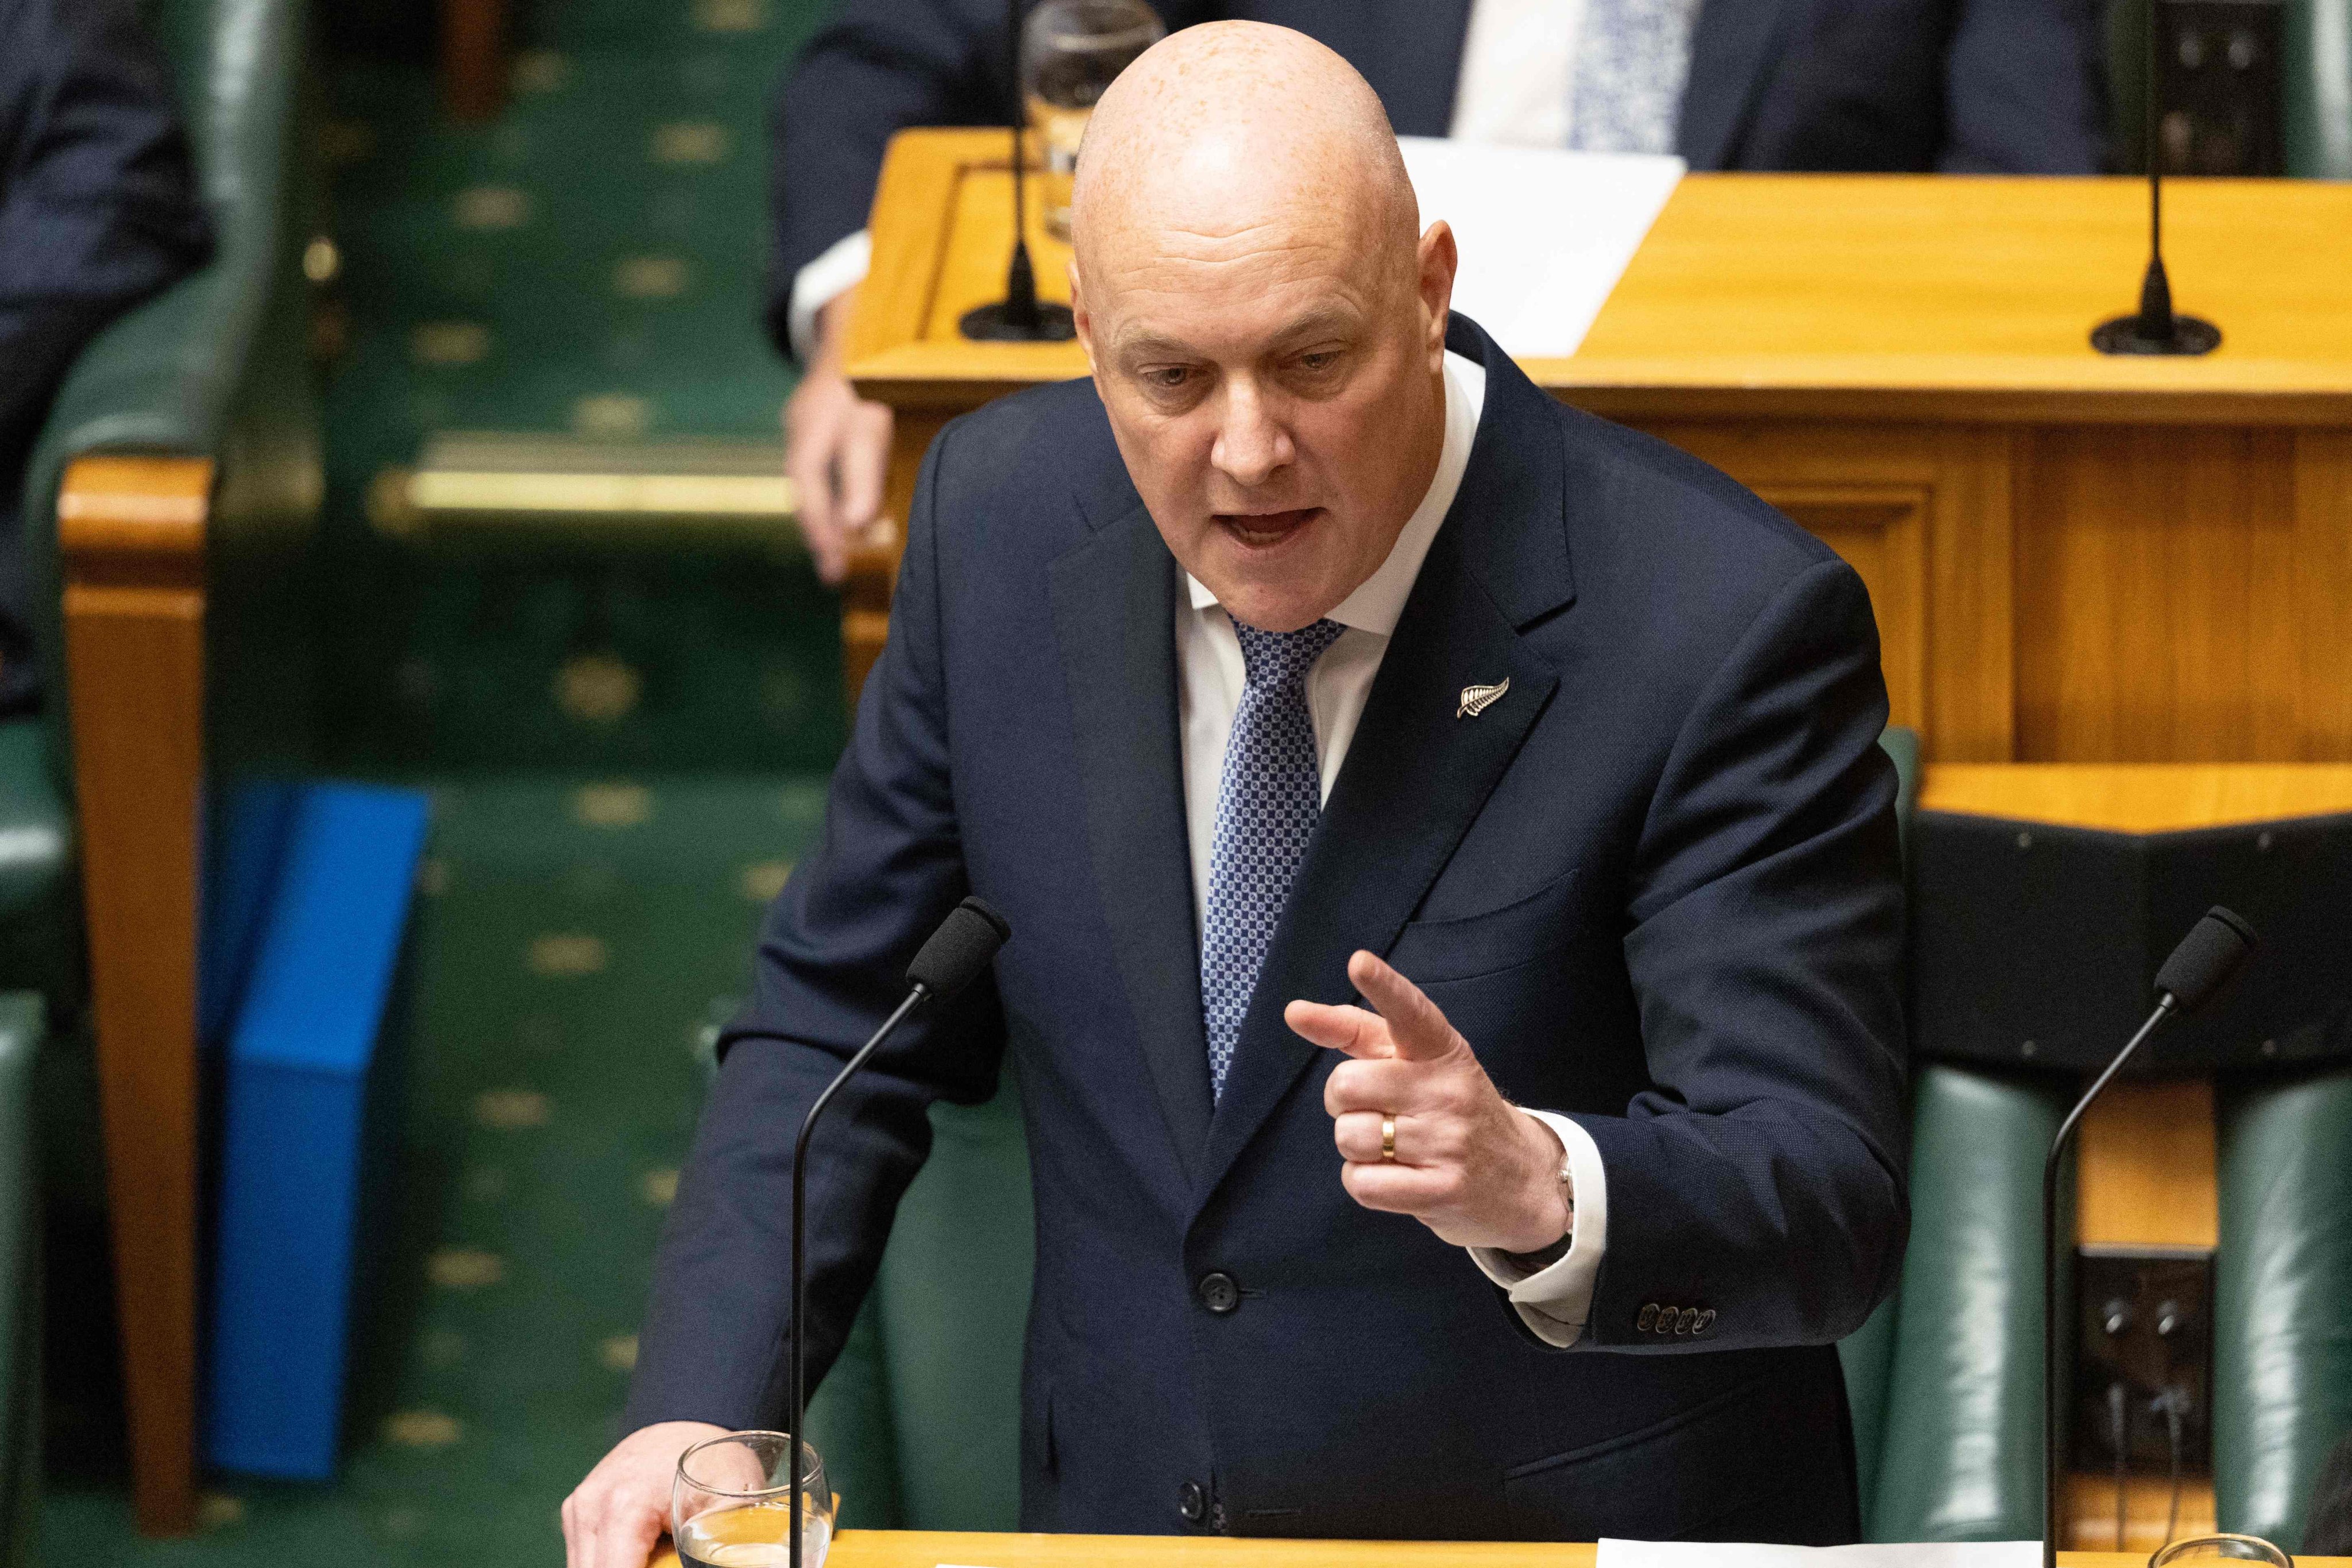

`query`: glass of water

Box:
[2148,1535,2294,1565]
[1021,0,1164,239]
[671,1430,832,1567]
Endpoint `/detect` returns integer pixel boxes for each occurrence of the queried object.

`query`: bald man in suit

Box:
[567,24,1907,1565]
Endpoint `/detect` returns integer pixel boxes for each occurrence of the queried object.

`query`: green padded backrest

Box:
[1869,1064,2067,1542]
[806,1084,1033,1532]
[2285,0,2352,177]
[0,722,77,1007]
[0,994,44,1568]
[2214,1067,2352,1549]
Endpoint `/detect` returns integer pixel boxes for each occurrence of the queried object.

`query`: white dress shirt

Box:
[787,0,1600,356]
[1173,350,1606,1348]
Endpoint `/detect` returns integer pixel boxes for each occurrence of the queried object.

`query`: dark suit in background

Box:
[765,0,2107,354]
[627,315,1910,1542]
[0,0,212,715]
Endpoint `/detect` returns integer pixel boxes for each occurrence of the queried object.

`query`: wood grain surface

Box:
[58,453,213,1534]
[648,1532,2344,1567]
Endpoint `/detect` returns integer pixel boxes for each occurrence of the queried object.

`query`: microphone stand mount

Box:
[2092,0,2219,356]
[961,0,1076,342]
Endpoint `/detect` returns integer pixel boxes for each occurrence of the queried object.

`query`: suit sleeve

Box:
[1565,555,1910,1353]
[1938,0,2106,173]
[624,422,1003,1432]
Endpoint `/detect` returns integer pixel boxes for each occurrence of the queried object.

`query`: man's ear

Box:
[1070,257,1097,372]
[1418,219,1458,366]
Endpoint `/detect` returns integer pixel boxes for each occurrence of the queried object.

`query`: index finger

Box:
[1346,950,1461,1063]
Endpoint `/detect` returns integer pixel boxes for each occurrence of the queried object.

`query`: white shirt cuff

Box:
[786,228,873,359]
[1468,1109,1608,1348]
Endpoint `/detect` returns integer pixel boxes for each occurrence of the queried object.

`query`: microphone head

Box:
[2153,905,2258,1015]
[906,896,1011,1001]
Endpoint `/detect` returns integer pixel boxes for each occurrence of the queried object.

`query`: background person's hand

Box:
[1287,949,1571,1254]
[562,1419,728,1568]
[783,291,895,586]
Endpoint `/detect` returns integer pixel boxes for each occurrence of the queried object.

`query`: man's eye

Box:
[1144,367,1191,391]
[1298,351,1339,372]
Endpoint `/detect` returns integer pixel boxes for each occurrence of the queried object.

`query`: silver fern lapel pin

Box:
[1456,677,1511,719]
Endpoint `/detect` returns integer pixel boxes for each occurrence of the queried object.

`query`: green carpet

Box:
[315,0,845,774]
[47,773,829,1562]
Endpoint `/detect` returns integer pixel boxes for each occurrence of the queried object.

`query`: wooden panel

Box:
[1631,422,2014,760]
[2077,1080,2219,1250]
[648,1532,2333,1568]
[58,454,212,1535]
[1920,763,2352,832]
[2064,1473,2219,1554]
[2015,427,2308,762]
[2295,430,2352,756]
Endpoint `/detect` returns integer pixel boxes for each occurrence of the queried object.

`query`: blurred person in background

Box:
[777,0,2108,583]
[0,0,211,716]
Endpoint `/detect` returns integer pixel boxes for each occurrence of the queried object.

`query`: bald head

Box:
[1071,23,1418,283]
[1065,22,1457,636]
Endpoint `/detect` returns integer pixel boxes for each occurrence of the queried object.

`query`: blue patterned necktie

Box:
[1200,617,1347,1100]
[1567,0,1703,155]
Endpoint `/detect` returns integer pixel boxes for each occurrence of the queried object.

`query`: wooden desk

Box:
[844,131,2352,763]
[652,1531,2351,1567]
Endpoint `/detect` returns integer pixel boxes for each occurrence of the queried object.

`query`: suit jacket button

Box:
[1675,1308,1698,1335]
[1178,1480,1208,1524]
[1656,1308,1677,1335]
[1198,1272,1241,1315]
[1636,1303,1658,1332]
[1694,1308,1716,1335]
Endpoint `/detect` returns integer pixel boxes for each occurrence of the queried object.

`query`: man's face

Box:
[1074,200,1456,634]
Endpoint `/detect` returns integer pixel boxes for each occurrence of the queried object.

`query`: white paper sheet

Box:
[1598,1541,2043,1567]
[1396,137,1685,360]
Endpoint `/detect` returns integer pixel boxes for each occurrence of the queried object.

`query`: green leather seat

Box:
[0,721,76,1006]
[5,0,316,1534]
[2215,1070,2352,1548]
[0,995,42,1568]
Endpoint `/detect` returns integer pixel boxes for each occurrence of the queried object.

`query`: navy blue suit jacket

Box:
[628,315,1910,1542]
[766,0,2106,354]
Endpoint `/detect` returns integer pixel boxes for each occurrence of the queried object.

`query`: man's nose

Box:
[1210,381,1293,489]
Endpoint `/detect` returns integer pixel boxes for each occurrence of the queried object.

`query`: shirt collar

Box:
[1185,348,1488,636]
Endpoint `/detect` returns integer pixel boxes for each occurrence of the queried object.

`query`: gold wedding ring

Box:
[1380,1114,1397,1162]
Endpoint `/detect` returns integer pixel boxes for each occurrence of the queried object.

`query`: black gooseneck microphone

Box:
[2039,905,2256,1568]
[959,0,1077,342]
[2092,0,2221,356]
[789,895,1011,1567]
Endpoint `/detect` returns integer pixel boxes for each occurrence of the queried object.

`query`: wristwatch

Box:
[1503,1143,1575,1272]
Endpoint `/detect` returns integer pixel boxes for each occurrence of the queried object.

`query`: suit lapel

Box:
[1678,0,1799,170]
[1192,319,1575,1207]
[1049,504,1215,1184]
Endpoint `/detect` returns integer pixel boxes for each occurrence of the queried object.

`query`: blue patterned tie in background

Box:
[1200,618,1347,1100]
[1567,0,1704,155]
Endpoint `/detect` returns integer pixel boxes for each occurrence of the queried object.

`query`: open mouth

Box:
[1214,507,1321,549]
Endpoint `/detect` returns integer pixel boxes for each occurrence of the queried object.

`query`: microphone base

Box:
[960,299,1077,342]
[2091,312,2221,356]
